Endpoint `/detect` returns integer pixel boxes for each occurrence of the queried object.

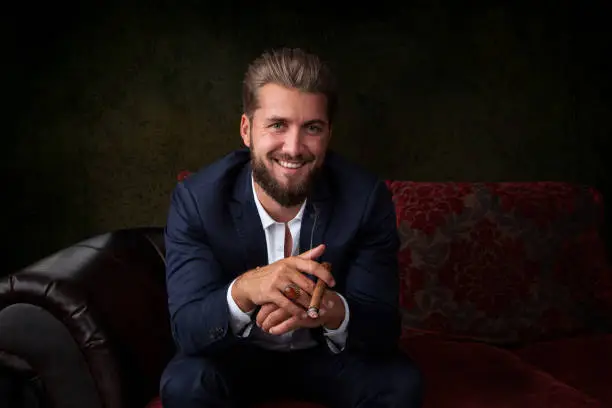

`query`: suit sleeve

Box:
[343,179,402,355]
[164,181,243,356]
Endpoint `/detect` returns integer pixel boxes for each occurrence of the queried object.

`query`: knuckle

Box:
[277,268,289,281]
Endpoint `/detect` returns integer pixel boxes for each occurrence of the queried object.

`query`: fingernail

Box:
[320,309,327,316]
[330,279,336,287]
[301,312,307,319]
[327,300,334,308]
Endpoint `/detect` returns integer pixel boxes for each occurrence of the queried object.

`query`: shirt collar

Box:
[251,173,306,229]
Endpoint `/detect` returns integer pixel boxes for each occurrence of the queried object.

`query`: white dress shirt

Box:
[225,175,350,353]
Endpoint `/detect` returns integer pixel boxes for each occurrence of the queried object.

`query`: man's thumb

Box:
[298,244,326,260]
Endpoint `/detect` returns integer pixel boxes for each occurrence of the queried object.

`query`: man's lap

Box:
[161,345,422,408]
[161,345,289,406]
[292,346,422,407]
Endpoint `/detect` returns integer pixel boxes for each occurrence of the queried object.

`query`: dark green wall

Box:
[5,2,611,273]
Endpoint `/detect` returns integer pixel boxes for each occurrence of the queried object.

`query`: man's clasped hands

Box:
[232,244,346,335]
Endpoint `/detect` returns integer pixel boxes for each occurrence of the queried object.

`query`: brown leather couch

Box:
[0,228,172,408]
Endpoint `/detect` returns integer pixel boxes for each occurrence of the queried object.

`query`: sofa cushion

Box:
[386,181,612,344]
[400,336,602,407]
[514,334,612,406]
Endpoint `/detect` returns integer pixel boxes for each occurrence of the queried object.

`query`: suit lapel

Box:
[299,172,333,265]
[229,163,268,272]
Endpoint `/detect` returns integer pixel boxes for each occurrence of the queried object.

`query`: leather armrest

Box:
[0,227,174,408]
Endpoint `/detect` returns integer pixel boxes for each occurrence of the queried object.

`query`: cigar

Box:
[308,262,330,318]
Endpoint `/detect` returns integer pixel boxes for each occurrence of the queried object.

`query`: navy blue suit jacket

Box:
[164,148,401,356]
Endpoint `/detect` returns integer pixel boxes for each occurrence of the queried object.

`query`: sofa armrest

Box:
[0,227,175,408]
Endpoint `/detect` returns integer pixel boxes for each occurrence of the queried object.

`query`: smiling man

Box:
[161,48,423,408]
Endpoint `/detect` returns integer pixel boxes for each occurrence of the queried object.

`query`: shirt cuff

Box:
[322,292,350,353]
[226,279,255,337]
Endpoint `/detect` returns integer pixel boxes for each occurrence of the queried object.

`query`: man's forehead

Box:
[257,84,326,102]
[254,85,328,122]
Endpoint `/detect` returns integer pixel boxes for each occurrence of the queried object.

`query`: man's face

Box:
[240,83,331,207]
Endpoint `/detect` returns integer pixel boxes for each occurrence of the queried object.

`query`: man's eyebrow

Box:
[264,116,328,126]
[303,119,327,125]
[265,115,288,122]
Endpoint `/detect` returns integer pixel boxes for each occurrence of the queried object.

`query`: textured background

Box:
[4,1,611,273]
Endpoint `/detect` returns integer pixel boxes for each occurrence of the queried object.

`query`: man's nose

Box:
[282,128,304,157]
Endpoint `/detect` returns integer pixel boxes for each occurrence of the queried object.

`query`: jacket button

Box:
[209,327,224,340]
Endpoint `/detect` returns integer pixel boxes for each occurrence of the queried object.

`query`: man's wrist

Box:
[322,292,346,330]
[323,314,343,330]
[231,274,256,313]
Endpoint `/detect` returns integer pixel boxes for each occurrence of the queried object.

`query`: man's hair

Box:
[242,47,338,124]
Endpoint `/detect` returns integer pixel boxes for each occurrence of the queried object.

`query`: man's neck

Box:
[253,181,304,223]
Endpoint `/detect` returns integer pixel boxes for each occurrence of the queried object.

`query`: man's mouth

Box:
[273,159,307,170]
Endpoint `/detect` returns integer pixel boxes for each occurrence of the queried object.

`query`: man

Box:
[161,48,423,407]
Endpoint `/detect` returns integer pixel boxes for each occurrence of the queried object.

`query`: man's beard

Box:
[250,149,320,208]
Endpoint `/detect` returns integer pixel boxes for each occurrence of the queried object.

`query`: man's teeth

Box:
[277,160,304,169]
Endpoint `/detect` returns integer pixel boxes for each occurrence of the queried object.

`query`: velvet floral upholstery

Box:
[147,178,612,408]
[386,181,612,345]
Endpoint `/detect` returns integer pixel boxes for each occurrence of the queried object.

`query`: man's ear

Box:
[240,114,251,147]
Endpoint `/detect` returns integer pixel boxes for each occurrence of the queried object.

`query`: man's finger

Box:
[268,310,328,335]
[297,244,325,260]
[256,303,278,327]
[269,315,300,335]
[286,269,316,295]
[291,258,336,288]
[261,307,291,332]
[283,279,312,309]
[272,292,304,317]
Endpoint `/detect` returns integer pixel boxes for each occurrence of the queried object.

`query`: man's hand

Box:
[256,290,346,335]
[231,244,336,318]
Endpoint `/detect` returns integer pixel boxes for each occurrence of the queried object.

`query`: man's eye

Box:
[308,125,322,133]
[270,122,284,129]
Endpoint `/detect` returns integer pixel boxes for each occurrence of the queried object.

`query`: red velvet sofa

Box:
[1,181,611,408]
